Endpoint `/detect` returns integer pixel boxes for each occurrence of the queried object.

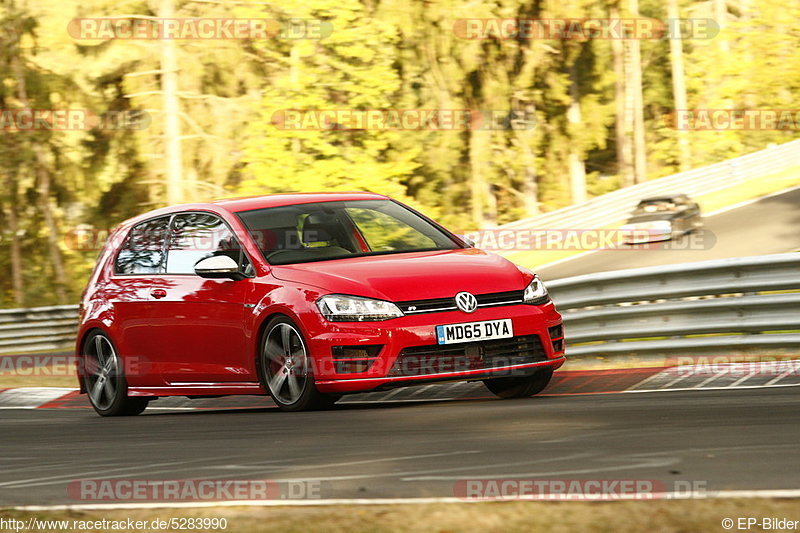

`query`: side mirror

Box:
[194,255,245,281]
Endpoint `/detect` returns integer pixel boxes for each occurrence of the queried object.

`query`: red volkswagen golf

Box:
[77,193,565,415]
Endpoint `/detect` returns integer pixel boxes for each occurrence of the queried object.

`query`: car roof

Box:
[118,192,389,228]
[638,194,688,203]
[212,191,389,212]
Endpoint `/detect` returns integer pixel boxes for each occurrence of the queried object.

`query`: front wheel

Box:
[483,369,553,399]
[82,331,149,416]
[258,316,339,411]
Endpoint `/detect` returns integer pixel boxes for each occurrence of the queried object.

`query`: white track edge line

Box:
[622,382,800,394]
[8,489,800,511]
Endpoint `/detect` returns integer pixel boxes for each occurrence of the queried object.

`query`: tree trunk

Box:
[6,22,26,306]
[160,0,184,204]
[515,109,539,216]
[11,26,68,304]
[627,0,647,183]
[567,64,587,204]
[667,0,692,172]
[469,129,494,228]
[4,173,24,307]
[713,0,729,54]
[611,2,634,187]
[34,149,68,305]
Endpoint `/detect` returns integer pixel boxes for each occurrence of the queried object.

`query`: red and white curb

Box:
[1,362,798,411]
[0,368,662,410]
[0,387,77,409]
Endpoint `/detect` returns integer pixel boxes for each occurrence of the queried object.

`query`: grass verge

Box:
[0,364,78,389]
[3,499,800,533]
[0,349,78,389]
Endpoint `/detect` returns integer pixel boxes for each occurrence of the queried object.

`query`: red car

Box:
[77,193,565,415]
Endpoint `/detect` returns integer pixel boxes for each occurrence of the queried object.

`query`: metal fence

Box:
[0,305,78,355]
[1,254,797,358]
[549,253,800,356]
[502,139,800,232]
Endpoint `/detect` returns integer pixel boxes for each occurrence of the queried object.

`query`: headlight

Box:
[317,294,404,322]
[523,275,549,304]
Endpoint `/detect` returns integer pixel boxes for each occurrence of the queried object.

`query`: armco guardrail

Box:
[502,139,800,232]
[0,305,78,355]
[0,254,798,358]
[548,253,800,356]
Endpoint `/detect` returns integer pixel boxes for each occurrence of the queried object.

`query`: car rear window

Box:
[114,216,170,275]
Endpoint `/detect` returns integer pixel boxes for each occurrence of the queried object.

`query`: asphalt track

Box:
[537,186,800,280]
[1,381,799,506]
[1,188,799,508]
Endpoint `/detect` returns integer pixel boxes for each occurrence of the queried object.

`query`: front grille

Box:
[397,290,524,315]
[389,334,547,377]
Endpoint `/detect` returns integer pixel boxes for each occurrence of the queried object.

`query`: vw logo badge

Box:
[455,291,478,313]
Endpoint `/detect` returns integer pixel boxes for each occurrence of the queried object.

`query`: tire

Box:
[483,369,553,399]
[82,331,149,417]
[258,316,339,411]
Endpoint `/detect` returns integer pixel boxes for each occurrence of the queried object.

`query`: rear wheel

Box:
[258,316,339,411]
[82,332,149,416]
[483,369,553,399]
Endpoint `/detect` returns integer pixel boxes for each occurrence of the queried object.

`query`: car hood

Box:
[269,248,530,301]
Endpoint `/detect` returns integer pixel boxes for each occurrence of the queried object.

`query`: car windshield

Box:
[236,199,461,265]
[634,199,680,213]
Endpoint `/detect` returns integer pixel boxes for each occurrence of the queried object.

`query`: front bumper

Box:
[302,301,565,394]
[622,227,673,244]
[316,357,565,393]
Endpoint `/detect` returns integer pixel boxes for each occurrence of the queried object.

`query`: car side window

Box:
[114,217,170,275]
[166,212,251,275]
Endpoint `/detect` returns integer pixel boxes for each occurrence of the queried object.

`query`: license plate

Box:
[435,319,513,345]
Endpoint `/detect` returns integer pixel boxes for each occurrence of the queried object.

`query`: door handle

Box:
[151,288,167,299]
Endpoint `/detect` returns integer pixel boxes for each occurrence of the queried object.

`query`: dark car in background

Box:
[621,194,703,243]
